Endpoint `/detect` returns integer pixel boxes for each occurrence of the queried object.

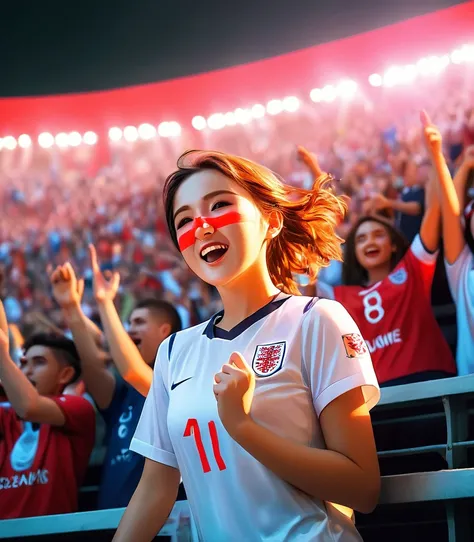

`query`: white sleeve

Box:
[445,245,474,304]
[129,337,178,469]
[301,299,380,417]
[410,234,438,265]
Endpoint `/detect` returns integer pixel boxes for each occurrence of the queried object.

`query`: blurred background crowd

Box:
[0,61,472,347]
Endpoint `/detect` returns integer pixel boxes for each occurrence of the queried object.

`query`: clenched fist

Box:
[213,352,255,438]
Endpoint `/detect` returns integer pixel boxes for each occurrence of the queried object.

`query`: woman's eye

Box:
[211,201,231,211]
[176,217,192,230]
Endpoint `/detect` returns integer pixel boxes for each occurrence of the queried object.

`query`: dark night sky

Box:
[0,0,465,97]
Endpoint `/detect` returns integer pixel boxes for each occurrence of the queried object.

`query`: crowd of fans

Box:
[0,60,473,524]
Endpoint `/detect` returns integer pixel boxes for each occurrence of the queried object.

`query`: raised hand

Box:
[213,352,256,438]
[420,110,442,157]
[89,244,120,303]
[296,146,324,178]
[49,263,84,309]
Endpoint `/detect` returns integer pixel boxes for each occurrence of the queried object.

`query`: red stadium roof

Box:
[0,2,473,135]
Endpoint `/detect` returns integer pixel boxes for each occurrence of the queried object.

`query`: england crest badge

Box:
[252,342,286,377]
[342,333,368,358]
[388,267,407,285]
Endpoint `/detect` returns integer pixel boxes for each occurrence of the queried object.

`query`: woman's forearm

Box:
[231,418,379,513]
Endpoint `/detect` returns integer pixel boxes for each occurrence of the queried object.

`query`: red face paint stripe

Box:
[177,211,244,252]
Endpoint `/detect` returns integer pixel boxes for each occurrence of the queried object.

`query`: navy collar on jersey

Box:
[203,293,291,341]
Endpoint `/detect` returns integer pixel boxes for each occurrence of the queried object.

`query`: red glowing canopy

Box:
[0,2,473,136]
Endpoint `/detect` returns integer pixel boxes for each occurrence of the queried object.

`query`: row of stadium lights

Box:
[1,44,473,151]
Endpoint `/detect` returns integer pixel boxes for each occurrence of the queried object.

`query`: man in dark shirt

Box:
[50,261,182,509]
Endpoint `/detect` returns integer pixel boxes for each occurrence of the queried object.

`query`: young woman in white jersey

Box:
[434,139,474,375]
[316,112,456,387]
[114,150,380,541]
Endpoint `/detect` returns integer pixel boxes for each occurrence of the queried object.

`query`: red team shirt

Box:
[331,236,456,384]
[0,394,95,519]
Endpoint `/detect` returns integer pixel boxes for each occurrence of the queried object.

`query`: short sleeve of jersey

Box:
[445,245,474,304]
[301,299,380,417]
[51,395,96,438]
[129,337,178,469]
[408,234,438,297]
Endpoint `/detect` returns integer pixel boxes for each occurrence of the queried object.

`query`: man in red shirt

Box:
[0,327,95,519]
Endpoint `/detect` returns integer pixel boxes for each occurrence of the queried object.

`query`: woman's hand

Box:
[421,110,442,157]
[214,352,256,438]
[89,244,120,303]
[296,146,324,178]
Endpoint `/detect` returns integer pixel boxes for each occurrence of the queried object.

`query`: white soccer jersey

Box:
[445,246,474,375]
[131,294,380,542]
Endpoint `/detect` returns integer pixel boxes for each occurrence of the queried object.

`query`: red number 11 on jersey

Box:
[183,418,227,473]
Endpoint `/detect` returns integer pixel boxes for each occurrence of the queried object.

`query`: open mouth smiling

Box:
[200,243,229,264]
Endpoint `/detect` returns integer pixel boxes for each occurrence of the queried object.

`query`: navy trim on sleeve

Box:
[168,333,176,361]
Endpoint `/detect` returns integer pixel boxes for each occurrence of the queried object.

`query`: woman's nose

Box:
[195,219,214,240]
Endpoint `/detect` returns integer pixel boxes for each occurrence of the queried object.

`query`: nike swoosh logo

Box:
[171,377,192,391]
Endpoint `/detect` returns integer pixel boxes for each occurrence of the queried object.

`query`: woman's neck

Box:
[366,264,392,286]
[216,260,281,331]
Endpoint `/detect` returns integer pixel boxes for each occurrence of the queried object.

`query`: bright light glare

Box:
[224,112,237,126]
[234,108,251,124]
[310,88,322,102]
[192,116,207,130]
[138,123,156,140]
[251,104,265,118]
[207,113,226,130]
[55,133,68,148]
[368,73,382,87]
[167,121,181,137]
[336,80,358,98]
[123,126,139,142]
[18,134,32,149]
[3,136,17,150]
[38,132,54,148]
[83,131,98,145]
[266,99,283,115]
[282,96,300,112]
[321,85,337,102]
[68,131,82,147]
[109,127,123,142]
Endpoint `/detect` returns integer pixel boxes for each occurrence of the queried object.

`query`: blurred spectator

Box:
[0,328,95,519]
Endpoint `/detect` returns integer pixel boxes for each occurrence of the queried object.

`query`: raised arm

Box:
[90,245,153,397]
[50,263,116,410]
[0,301,66,425]
[418,110,442,253]
[437,154,474,264]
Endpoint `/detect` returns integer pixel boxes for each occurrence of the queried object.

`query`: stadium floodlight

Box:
[68,131,82,147]
[207,114,226,131]
[108,127,123,142]
[18,134,32,149]
[282,96,300,112]
[38,132,55,148]
[251,104,265,118]
[266,99,283,115]
[192,116,207,131]
[83,131,98,145]
[138,123,156,140]
[123,126,139,142]
[3,136,17,150]
[55,132,68,148]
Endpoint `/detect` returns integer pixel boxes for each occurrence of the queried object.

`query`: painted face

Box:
[173,170,269,287]
[354,221,395,272]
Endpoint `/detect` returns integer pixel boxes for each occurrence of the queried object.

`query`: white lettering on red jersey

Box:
[332,235,456,383]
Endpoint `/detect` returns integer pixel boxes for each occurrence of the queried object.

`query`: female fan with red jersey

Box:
[114,150,380,541]
[316,111,456,387]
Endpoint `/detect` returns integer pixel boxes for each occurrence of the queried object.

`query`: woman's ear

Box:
[266,209,284,240]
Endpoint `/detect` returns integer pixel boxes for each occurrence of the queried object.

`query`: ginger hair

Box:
[163,150,347,295]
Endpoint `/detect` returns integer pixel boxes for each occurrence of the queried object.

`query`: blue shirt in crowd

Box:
[97,375,145,509]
